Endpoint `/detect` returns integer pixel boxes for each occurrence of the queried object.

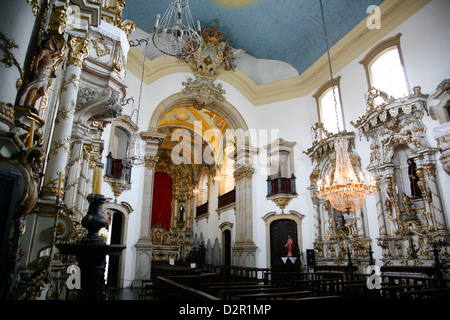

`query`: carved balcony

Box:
[266,175,297,210]
[104,152,132,199]
[196,201,209,218]
[218,188,236,209]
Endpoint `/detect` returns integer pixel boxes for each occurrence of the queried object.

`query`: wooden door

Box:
[270,219,298,269]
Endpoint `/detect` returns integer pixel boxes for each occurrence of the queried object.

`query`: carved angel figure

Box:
[20,36,62,108]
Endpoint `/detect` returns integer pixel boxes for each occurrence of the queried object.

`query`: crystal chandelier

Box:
[316,138,377,212]
[315,0,377,212]
[153,0,201,57]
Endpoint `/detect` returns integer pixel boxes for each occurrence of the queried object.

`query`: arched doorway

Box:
[263,211,305,269]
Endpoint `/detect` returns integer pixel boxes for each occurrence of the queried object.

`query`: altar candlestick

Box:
[57,172,62,197]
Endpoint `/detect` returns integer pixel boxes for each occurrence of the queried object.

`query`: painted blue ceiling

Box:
[123,0,384,74]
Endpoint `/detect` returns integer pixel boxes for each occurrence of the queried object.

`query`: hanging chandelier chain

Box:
[135,39,149,128]
[319,0,341,133]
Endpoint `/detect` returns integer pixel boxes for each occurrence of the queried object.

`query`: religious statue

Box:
[285,235,294,257]
[178,204,185,222]
[20,36,63,108]
[385,187,401,234]
[402,193,415,219]
[179,38,196,63]
[222,45,236,71]
[385,187,393,212]
[407,158,422,198]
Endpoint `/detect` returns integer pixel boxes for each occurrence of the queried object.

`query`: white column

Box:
[231,145,258,267]
[41,36,89,202]
[133,129,165,286]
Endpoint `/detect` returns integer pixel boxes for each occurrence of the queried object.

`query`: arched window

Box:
[197,169,209,205]
[360,33,410,98]
[313,76,344,134]
[113,127,129,159]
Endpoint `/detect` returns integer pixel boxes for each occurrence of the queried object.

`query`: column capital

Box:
[141,129,166,157]
[140,129,166,144]
[144,155,159,169]
[67,35,90,67]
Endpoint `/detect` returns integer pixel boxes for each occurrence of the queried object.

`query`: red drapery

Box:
[151,171,173,231]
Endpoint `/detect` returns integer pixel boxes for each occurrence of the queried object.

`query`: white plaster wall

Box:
[111,0,450,283]
[0,0,38,104]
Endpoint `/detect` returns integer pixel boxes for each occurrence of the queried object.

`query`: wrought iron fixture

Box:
[124,39,149,166]
[153,0,201,58]
[315,0,377,213]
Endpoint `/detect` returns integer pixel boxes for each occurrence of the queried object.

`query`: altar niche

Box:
[352,87,449,267]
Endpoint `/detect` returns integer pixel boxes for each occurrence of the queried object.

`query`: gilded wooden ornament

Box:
[67,36,90,67]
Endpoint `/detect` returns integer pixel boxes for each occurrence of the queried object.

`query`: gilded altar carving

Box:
[91,37,111,58]
[182,20,237,106]
[67,36,90,67]
[47,5,68,34]
[19,34,67,108]
[0,32,24,89]
[352,87,450,266]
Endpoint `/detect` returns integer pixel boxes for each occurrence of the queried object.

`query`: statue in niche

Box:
[20,35,63,108]
[285,235,294,257]
[178,204,185,222]
[402,193,415,220]
[407,158,422,198]
[177,203,185,229]
[385,187,400,234]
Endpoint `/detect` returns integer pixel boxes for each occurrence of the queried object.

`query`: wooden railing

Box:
[196,201,208,217]
[267,175,296,196]
[156,276,220,300]
[105,152,132,183]
[217,188,235,208]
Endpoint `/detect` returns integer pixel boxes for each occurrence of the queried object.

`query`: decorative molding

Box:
[126,0,431,106]
[0,32,24,89]
[67,36,90,67]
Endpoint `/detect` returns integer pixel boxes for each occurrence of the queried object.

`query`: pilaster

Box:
[133,129,165,286]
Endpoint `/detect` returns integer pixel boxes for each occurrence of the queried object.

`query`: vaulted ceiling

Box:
[123,0,384,75]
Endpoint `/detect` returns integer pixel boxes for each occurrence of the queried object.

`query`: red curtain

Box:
[151,171,173,231]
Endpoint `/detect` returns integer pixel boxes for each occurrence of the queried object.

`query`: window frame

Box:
[359,33,410,95]
[313,76,345,134]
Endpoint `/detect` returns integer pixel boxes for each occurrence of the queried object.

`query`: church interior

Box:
[0,0,449,302]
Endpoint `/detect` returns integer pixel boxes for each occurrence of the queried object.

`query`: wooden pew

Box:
[202,280,259,291]
[399,288,450,300]
[238,290,312,300]
[295,278,341,295]
[379,284,423,300]
[291,295,342,300]
[138,280,155,300]
[219,287,289,300]
[208,284,272,296]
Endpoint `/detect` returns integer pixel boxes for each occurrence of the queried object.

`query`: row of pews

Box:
[138,264,449,300]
